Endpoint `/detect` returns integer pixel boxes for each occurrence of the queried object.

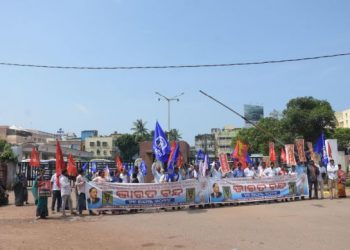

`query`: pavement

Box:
[0,190,349,250]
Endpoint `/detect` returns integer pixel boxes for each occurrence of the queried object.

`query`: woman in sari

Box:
[337,164,347,198]
[32,169,49,219]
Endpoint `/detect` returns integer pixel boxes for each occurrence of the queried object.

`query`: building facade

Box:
[194,125,241,158]
[335,108,350,128]
[213,125,240,156]
[84,135,119,159]
[81,130,98,141]
[0,126,56,145]
[194,134,216,159]
[244,104,264,127]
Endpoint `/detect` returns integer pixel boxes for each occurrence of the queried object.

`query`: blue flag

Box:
[128,164,134,177]
[140,160,147,176]
[246,154,253,165]
[81,162,88,171]
[314,132,328,166]
[196,149,205,164]
[91,162,97,173]
[152,121,171,163]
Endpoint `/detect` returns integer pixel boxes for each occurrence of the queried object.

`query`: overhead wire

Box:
[0,52,349,70]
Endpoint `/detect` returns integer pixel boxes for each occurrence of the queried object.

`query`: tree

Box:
[282,97,336,142]
[115,134,139,162]
[233,117,288,155]
[332,128,350,151]
[131,119,150,142]
[167,129,182,141]
[0,140,17,162]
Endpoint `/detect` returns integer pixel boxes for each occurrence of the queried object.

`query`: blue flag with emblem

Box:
[152,121,171,163]
[81,162,88,171]
[314,132,328,166]
[140,160,147,176]
[196,149,205,164]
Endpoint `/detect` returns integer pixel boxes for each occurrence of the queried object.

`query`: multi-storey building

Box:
[194,133,216,159]
[84,134,120,159]
[335,108,350,128]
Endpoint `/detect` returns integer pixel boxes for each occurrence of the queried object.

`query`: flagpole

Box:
[199,90,286,148]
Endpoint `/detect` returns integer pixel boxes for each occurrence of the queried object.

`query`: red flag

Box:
[232,140,248,168]
[327,141,333,159]
[67,154,77,176]
[269,142,276,163]
[115,155,123,172]
[280,148,286,163]
[177,152,184,168]
[56,140,64,187]
[30,147,40,167]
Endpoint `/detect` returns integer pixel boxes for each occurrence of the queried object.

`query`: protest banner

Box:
[219,153,230,175]
[295,139,306,162]
[85,178,210,210]
[85,174,309,209]
[209,174,308,203]
[285,144,297,165]
[38,181,51,197]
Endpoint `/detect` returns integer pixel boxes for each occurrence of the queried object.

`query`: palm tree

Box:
[131,119,150,141]
[167,129,182,141]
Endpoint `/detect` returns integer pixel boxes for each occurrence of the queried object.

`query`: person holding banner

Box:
[233,162,245,178]
[152,161,162,183]
[210,162,222,179]
[244,164,256,178]
[33,168,49,219]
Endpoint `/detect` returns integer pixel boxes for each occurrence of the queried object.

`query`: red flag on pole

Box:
[269,142,276,163]
[67,154,77,176]
[280,148,287,163]
[115,155,123,172]
[327,141,333,159]
[177,152,184,168]
[56,140,64,187]
[30,147,40,167]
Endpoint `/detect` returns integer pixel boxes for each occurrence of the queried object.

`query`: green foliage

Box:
[131,119,151,142]
[331,128,350,151]
[167,129,182,141]
[115,134,139,162]
[0,140,17,162]
[233,96,336,155]
[282,97,336,142]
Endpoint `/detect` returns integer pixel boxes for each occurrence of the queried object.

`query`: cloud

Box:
[75,103,89,115]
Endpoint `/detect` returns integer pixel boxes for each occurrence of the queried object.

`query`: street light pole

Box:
[155,91,184,132]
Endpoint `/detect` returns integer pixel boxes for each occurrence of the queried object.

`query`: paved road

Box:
[0,192,349,250]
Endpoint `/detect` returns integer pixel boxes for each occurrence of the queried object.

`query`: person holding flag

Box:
[152,121,171,163]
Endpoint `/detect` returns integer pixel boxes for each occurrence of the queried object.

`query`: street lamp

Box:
[155,91,184,132]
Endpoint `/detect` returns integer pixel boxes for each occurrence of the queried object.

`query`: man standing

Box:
[50,172,61,213]
[60,169,76,216]
[75,169,86,216]
[232,162,245,178]
[327,159,338,199]
[307,161,319,199]
[317,163,327,199]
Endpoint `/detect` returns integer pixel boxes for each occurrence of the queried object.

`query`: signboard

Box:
[219,153,230,175]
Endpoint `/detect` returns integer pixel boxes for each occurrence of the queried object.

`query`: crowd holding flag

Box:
[152,121,171,163]
[232,140,249,167]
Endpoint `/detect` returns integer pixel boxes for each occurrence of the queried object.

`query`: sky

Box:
[0,1,349,145]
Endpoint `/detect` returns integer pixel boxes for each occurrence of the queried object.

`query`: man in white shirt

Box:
[262,163,275,177]
[75,169,86,216]
[327,159,338,199]
[152,162,162,183]
[50,173,62,213]
[210,162,223,179]
[244,164,256,178]
[60,169,76,216]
